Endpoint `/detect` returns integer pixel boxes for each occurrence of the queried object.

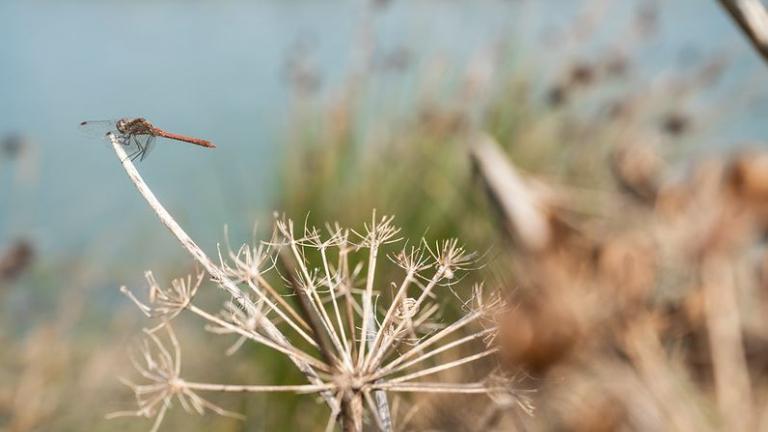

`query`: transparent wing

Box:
[79,120,118,139]
[80,120,156,162]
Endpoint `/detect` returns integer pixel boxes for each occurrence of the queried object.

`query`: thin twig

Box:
[718,0,768,65]
[278,248,338,365]
[185,382,335,393]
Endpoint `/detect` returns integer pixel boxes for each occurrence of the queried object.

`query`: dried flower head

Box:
[116,212,525,431]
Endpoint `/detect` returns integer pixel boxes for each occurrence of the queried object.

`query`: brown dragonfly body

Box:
[114,118,215,148]
[80,117,215,161]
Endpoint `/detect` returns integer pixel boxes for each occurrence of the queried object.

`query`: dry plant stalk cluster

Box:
[473,132,768,431]
[107,136,529,432]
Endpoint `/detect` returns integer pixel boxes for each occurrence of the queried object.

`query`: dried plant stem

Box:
[702,257,754,431]
[364,271,415,370]
[341,251,392,432]
[252,273,310,330]
[470,133,551,252]
[242,275,319,349]
[338,247,359,354]
[373,382,492,393]
[363,391,388,431]
[718,0,768,65]
[364,293,392,432]
[284,234,349,363]
[625,320,712,432]
[384,328,496,376]
[189,304,329,371]
[320,248,353,359]
[385,348,498,385]
[375,310,483,378]
[108,134,339,412]
[278,249,337,365]
[342,393,364,432]
[358,224,381,367]
[367,268,446,370]
[184,382,334,393]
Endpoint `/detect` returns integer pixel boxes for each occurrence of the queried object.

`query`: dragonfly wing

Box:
[81,121,159,162]
[79,120,118,139]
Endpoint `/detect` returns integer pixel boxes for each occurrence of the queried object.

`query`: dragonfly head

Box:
[115,118,130,133]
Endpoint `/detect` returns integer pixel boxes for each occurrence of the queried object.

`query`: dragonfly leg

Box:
[123,146,142,162]
[128,136,146,162]
[129,149,143,162]
[134,143,148,162]
[138,141,149,162]
[121,151,137,163]
[115,135,138,162]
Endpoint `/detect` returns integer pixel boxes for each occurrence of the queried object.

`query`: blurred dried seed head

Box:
[547,85,568,107]
[634,2,659,38]
[603,53,629,78]
[1,133,29,160]
[558,389,627,432]
[610,141,663,204]
[418,106,467,136]
[0,239,35,283]
[593,233,657,311]
[727,151,768,205]
[568,62,596,87]
[497,299,582,374]
[661,112,691,136]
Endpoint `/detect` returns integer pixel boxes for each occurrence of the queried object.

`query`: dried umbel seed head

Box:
[634,2,658,37]
[0,239,35,282]
[610,141,663,204]
[547,85,568,107]
[390,245,432,274]
[558,389,627,432]
[728,152,768,202]
[484,372,535,416]
[593,234,657,311]
[114,210,524,432]
[394,297,419,322]
[567,62,597,88]
[661,112,690,136]
[1,132,29,160]
[603,53,628,78]
[497,300,582,373]
[725,152,768,232]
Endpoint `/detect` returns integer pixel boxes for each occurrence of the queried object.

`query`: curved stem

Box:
[108,134,338,412]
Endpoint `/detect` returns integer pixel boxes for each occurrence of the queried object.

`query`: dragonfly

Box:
[80,117,215,161]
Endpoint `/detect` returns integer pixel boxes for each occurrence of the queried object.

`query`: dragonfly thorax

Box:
[116,118,154,136]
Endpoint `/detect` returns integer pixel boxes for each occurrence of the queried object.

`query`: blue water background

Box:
[0,0,767,274]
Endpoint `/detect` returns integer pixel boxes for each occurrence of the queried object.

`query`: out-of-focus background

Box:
[3,0,768,430]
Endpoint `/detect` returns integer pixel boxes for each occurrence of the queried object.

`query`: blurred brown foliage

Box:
[475,135,768,431]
